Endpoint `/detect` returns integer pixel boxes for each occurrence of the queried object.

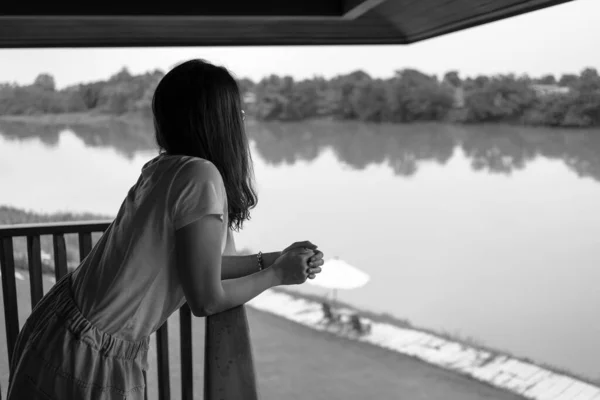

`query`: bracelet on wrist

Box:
[257,251,264,271]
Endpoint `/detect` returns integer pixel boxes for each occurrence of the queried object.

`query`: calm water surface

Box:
[1,119,599,380]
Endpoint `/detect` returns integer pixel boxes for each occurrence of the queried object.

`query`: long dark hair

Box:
[152,59,257,231]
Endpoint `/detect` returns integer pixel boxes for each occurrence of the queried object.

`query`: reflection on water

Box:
[248,121,600,182]
[1,118,599,381]
[2,118,599,183]
[250,122,456,176]
[0,117,156,160]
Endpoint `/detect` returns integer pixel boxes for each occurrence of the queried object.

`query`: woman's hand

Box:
[282,240,318,253]
[306,249,323,279]
[280,241,324,280]
[272,247,317,285]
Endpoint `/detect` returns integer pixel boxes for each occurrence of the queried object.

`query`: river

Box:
[0,117,599,380]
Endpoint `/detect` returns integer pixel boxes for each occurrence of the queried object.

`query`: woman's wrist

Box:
[263,264,282,287]
[261,251,281,269]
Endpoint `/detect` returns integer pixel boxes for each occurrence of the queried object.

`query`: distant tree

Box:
[472,75,491,88]
[537,74,556,85]
[523,93,573,126]
[0,65,599,127]
[100,85,134,115]
[349,78,389,122]
[288,79,320,119]
[558,74,579,87]
[576,68,600,93]
[252,75,294,121]
[109,67,133,82]
[443,71,462,87]
[386,69,454,122]
[464,75,536,123]
[33,74,56,91]
[580,67,599,80]
[78,83,103,109]
[329,70,372,120]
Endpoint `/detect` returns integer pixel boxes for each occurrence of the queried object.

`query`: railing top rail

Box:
[0,220,112,238]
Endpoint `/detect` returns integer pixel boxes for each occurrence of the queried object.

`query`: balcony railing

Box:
[0,221,257,400]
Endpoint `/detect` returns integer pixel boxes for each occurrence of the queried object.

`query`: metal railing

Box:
[0,221,257,400]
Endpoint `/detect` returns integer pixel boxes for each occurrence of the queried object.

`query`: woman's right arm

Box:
[175,213,315,317]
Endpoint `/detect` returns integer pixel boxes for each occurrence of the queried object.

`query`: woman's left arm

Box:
[221,252,281,280]
[219,229,283,280]
[222,241,324,280]
[221,231,323,280]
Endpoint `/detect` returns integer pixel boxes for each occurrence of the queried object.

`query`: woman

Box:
[7,59,324,399]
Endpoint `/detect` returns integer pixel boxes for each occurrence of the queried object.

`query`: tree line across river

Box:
[0,66,599,127]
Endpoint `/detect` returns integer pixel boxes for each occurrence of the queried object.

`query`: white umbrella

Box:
[307,257,369,301]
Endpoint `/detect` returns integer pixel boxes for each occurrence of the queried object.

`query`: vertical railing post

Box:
[0,237,19,370]
[53,233,69,280]
[204,305,258,400]
[179,304,193,400]
[78,232,93,261]
[27,235,44,308]
[156,323,171,400]
[143,370,148,400]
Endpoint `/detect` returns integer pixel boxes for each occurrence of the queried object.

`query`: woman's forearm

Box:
[221,251,281,280]
[206,267,281,315]
[195,252,281,315]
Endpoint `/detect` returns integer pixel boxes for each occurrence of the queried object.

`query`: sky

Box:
[0,0,598,89]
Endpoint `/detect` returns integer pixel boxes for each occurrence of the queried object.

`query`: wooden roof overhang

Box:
[0,0,573,48]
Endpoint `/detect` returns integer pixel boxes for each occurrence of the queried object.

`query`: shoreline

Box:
[2,112,599,131]
[0,112,143,125]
